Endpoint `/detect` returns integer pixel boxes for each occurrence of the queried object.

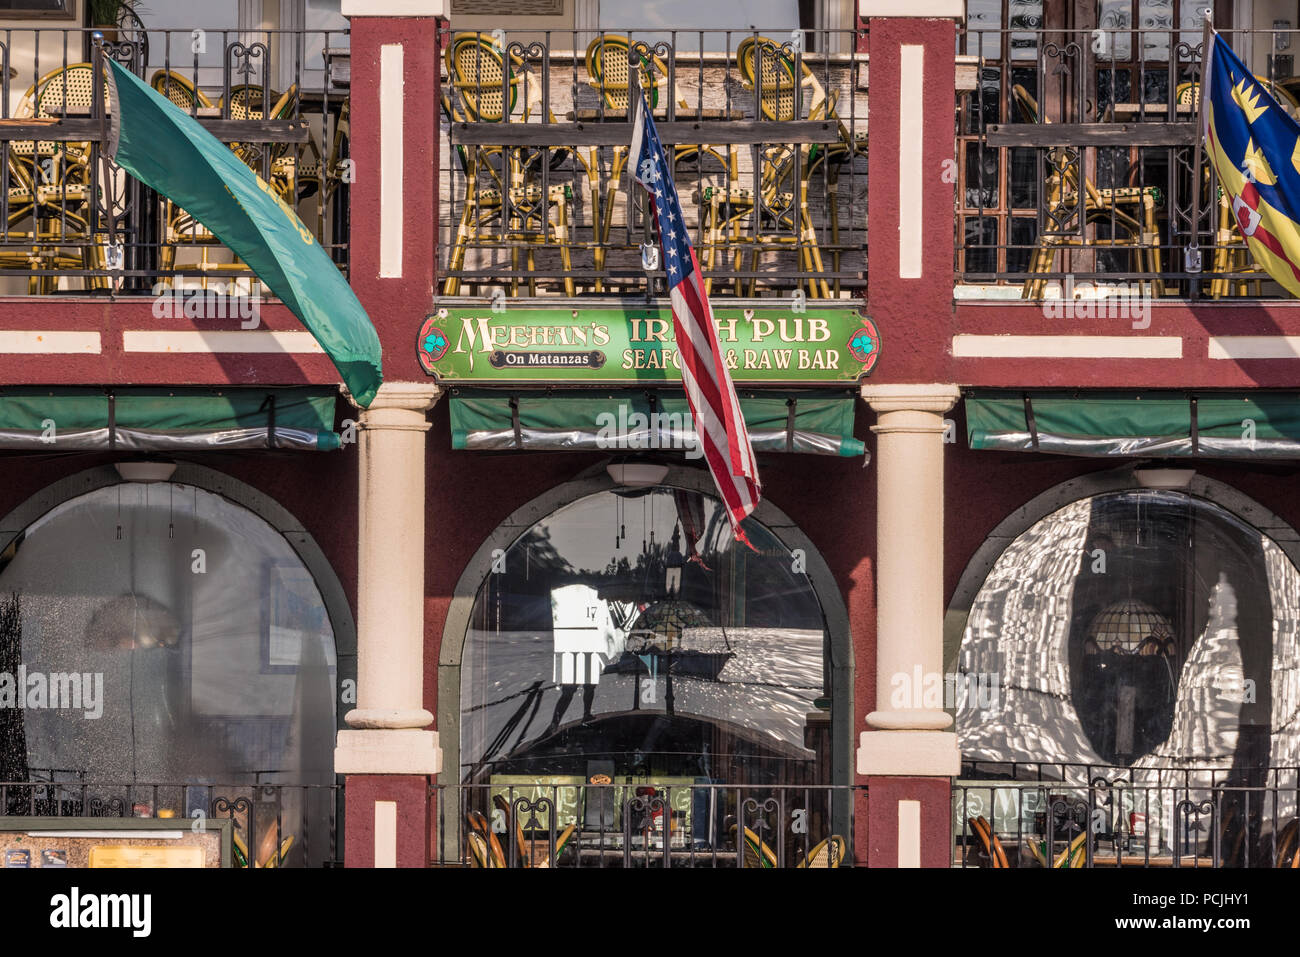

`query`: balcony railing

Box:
[956,23,1300,300]
[954,763,1300,868]
[430,783,861,868]
[0,27,350,296]
[0,778,342,867]
[439,28,866,300]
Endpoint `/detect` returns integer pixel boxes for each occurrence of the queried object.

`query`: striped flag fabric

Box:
[629,90,761,540]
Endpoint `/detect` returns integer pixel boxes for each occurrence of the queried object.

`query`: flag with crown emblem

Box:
[1204,30,1300,296]
[629,89,761,541]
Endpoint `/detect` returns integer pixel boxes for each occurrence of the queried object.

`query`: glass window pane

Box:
[966,0,1004,59]
[1097,0,1133,60]
[964,216,997,274]
[1096,66,1133,112]
[460,487,829,788]
[1008,0,1043,61]
[965,143,1000,209]
[1007,216,1038,272]
[967,66,1002,132]
[1139,0,1173,62]
[1010,148,1038,208]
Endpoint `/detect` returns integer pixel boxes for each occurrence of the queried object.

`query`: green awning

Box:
[966,391,1300,458]
[449,390,865,457]
[0,387,340,451]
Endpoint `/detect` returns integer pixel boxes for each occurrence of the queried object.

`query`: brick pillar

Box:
[337,0,447,868]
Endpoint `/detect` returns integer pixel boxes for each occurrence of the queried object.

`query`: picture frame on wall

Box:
[0,1,76,19]
[261,559,328,674]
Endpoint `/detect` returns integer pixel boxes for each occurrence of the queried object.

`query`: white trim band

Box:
[953,334,1184,359]
[0,331,101,353]
[379,43,405,279]
[123,331,325,353]
[898,45,924,279]
[1209,336,1300,360]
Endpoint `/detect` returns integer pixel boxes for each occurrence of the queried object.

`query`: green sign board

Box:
[418,303,880,384]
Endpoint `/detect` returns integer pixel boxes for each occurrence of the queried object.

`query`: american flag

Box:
[630,91,761,540]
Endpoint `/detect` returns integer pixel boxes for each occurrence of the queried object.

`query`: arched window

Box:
[0,480,341,865]
[957,489,1300,775]
[459,485,833,788]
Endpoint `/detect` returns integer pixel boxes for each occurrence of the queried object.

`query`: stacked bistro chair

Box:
[700,36,833,299]
[582,34,735,292]
[223,83,301,202]
[2,63,113,292]
[1013,84,1164,301]
[736,34,865,294]
[442,31,585,297]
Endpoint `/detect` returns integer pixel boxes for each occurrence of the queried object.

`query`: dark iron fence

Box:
[954,763,1300,868]
[0,26,350,295]
[439,27,866,300]
[957,20,1300,300]
[0,778,342,867]
[431,782,861,868]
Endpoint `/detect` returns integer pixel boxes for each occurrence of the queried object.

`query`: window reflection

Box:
[460,487,830,789]
[958,490,1300,776]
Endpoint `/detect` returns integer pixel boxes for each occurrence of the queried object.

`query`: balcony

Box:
[957,21,1300,302]
[431,782,861,868]
[438,28,866,301]
[955,763,1300,868]
[0,24,350,297]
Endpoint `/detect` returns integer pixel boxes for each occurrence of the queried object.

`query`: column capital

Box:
[861,383,960,414]
[352,382,443,428]
[859,0,964,17]
[341,0,447,16]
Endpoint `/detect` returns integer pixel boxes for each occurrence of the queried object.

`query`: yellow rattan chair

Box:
[442,32,577,296]
[1013,84,1164,300]
[582,34,735,291]
[5,64,110,292]
[700,36,831,299]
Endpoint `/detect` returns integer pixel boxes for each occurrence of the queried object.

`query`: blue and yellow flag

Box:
[1204,32,1300,296]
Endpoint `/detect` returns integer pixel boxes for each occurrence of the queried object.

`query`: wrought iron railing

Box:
[0,26,350,296]
[957,21,1300,300]
[954,764,1300,868]
[431,782,861,868]
[439,27,866,300]
[0,779,342,867]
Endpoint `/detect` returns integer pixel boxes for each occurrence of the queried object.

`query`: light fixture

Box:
[1134,467,1195,490]
[606,462,669,488]
[115,460,177,483]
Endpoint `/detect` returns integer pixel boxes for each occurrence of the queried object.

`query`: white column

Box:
[857,383,961,777]
[335,382,443,775]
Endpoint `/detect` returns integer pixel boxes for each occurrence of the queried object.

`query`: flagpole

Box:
[1186,7,1213,283]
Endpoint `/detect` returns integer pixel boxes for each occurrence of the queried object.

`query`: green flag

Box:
[105,59,383,407]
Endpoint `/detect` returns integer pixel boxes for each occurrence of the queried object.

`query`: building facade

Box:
[0,0,1296,869]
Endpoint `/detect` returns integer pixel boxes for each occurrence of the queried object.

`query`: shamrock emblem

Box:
[421,326,450,363]
[847,321,881,371]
